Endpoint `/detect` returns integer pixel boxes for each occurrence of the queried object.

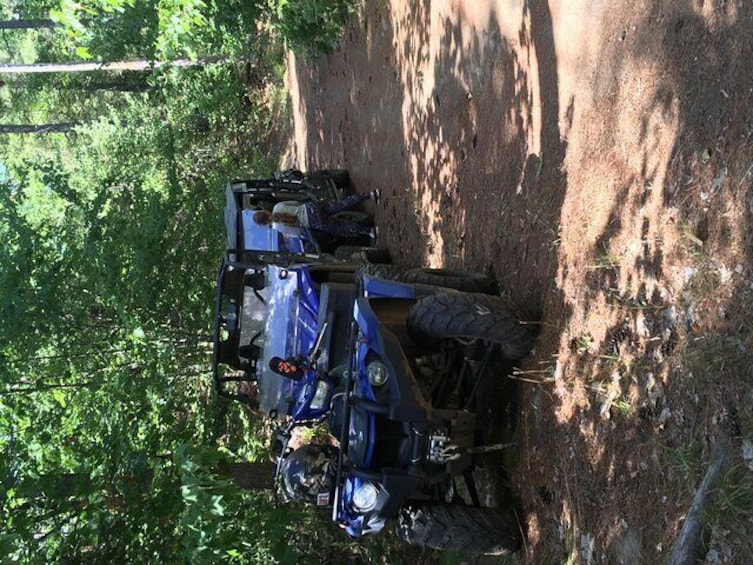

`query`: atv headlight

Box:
[367,360,389,387]
[352,481,379,512]
[309,380,331,410]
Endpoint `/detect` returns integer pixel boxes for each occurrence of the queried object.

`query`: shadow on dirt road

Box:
[285,0,753,562]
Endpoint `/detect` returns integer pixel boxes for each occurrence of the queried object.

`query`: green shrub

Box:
[269,0,355,53]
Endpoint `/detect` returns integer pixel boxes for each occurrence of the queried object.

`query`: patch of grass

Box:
[714,463,753,517]
[707,462,753,560]
[669,337,753,560]
[610,398,636,417]
[708,404,753,557]
[511,362,556,385]
[579,348,644,419]
[665,437,703,491]
[548,227,562,250]
[572,333,594,353]
[683,336,752,388]
[587,252,620,270]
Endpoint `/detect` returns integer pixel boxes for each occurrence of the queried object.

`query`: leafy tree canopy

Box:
[0,0,391,561]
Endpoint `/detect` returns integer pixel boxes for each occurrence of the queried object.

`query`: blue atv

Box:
[211,249,371,422]
[277,265,537,555]
[225,168,374,256]
[214,168,388,419]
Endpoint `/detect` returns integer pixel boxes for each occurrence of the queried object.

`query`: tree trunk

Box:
[0,56,229,74]
[0,123,77,134]
[124,461,276,490]
[0,19,59,29]
[3,380,105,393]
[223,461,276,490]
[28,462,276,495]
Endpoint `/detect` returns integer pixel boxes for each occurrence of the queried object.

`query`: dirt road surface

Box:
[286,1,753,562]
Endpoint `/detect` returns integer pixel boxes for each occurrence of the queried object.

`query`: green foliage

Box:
[48,0,260,61]
[176,445,278,564]
[0,56,279,565]
[173,444,412,564]
[268,0,356,54]
[0,0,374,561]
[2,0,351,66]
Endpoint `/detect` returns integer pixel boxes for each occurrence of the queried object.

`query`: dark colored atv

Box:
[277,265,537,555]
[225,168,372,255]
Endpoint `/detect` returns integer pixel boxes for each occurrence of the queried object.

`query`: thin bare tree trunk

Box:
[0,123,77,134]
[0,19,59,29]
[224,461,276,490]
[0,56,229,74]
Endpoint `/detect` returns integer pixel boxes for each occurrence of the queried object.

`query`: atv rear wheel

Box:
[333,245,390,264]
[359,265,498,294]
[396,501,523,555]
[316,169,350,188]
[407,292,536,360]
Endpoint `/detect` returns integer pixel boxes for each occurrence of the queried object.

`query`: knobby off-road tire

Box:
[333,245,391,264]
[407,292,536,360]
[396,501,523,555]
[316,169,350,188]
[359,265,498,294]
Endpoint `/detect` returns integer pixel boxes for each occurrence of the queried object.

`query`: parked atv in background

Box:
[276,265,537,555]
[225,168,373,257]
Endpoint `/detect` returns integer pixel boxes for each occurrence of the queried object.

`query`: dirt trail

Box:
[286,1,753,562]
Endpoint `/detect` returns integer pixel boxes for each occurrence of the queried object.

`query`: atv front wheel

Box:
[396,501,523,555]
[407,292,536,360]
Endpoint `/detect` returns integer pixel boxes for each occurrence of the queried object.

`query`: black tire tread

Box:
[407,293,536,360]
[318,169,350,188]
[396,502,523,555]
[359,265,498,294]
[333,245,390,264]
